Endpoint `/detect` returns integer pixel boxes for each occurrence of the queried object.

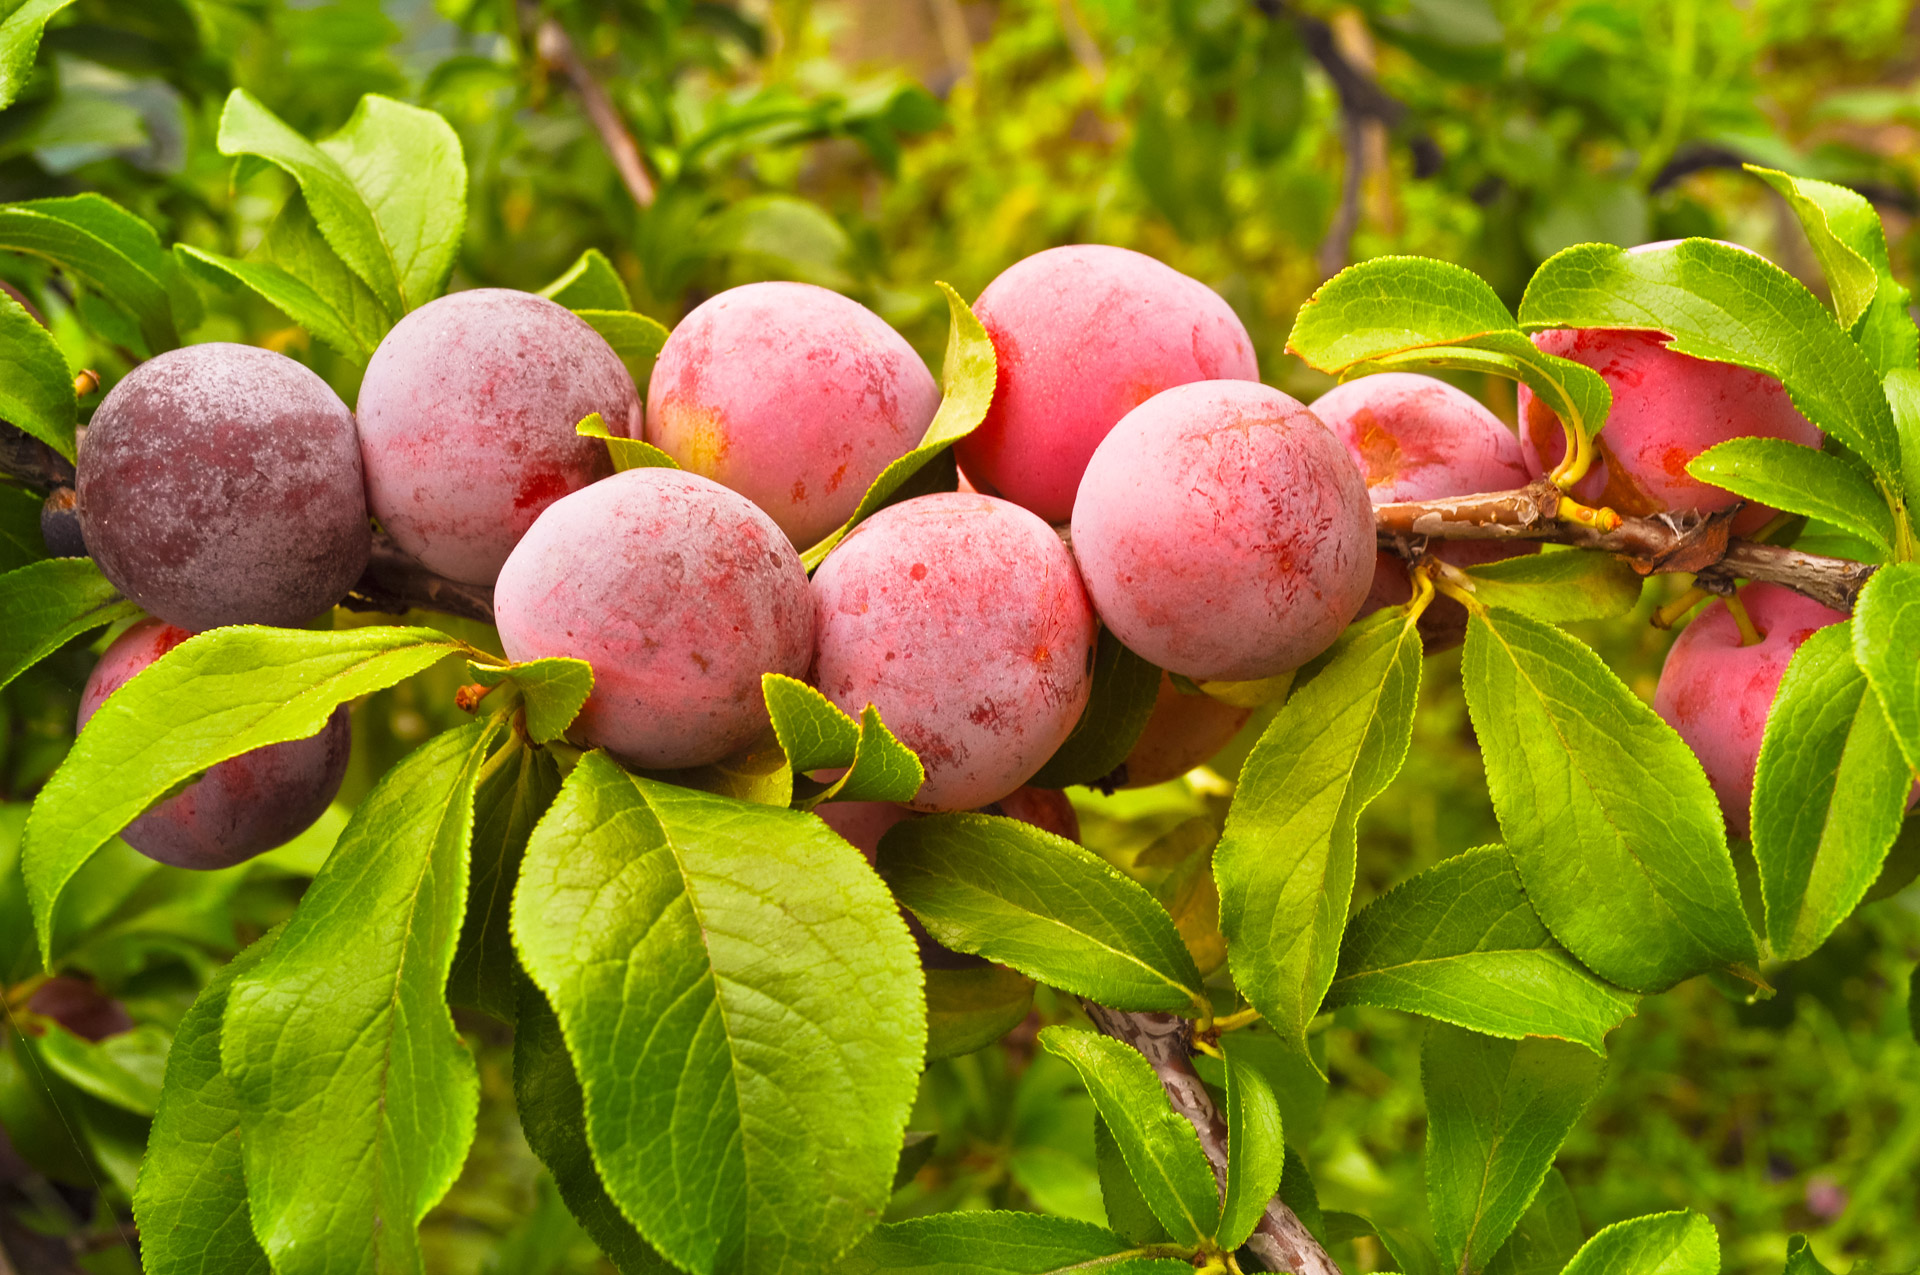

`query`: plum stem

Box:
[1652,585,1712,630]
[1724,592,1764,647]
[1080,1001,1345,1275]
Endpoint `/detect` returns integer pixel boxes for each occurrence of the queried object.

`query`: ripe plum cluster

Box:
[71,241,1818,872]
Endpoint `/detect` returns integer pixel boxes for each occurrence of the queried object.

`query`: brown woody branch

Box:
[521,3,657,210]
[1375,478,1879,614]
[1081,1003,1342,1275]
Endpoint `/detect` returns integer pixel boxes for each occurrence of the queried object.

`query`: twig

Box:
[1081,1003,1342,1275]
[341,532,495,624]
[522,4,656,210]
[1375,478,1879,614]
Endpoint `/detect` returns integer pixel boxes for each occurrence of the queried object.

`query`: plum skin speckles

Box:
[1653,584,1847,839]
[955,244,1259,523]
[1519,328,1821,536]
[809,492,1097,811]
[646,281,940,549]
[77,343,370,632]
[493,467,814,770]
[1070,380,1375,682]
[357,288,642,586]
[79,619,351,870]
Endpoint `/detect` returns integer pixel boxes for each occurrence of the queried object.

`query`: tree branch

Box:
[1375,478,1879,614]
[1080,1004,1340,1275]
[521,3,657,210]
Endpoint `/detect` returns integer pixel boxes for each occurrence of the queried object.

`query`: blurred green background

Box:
[2,1,1918,1271]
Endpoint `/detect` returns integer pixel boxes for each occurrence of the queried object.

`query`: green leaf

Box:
[1452,551,1645,625]
[226,720,500,1275]
[24,624,461,964]
[1752,622,1911,960]
[1218,1033,1286,1250]
[0,280,76,458]
[0,194,177,350]
[0,0,78,110]
[1747,166,1916,377]
[642,726,795,807]
[1030,630,1163,789]
[0,484,43,572]
[763,674,924,808]
[1883,369,1920,516]
[541,248,633,312]
[801,281,996,569]
[1781,1235,1833,1275]
[1851,562,1920,774]
[1096,1115,1171,1244]
[1559,1212,1719,1275]
[1462,606,1758,992]
[466,656,593,744]
[575,309,670,398]
[133,931,278,1275]
[576,412,680,472]
[1326,846,1637,1052]
[840,1212,1191,1275]
[217,90,464,315]
[1038,1026,1219,1246]
[449,739,561,1021]
[1911,964,1918,1042]
[925,964,1035,1060]
[512,753,925,1275]
[1286,256,1611,449]
[1424,1023,1606,1274]
[1483,1170,1584,1275]
[32,1022,167,1114]
[1518,239,1901,487]
[176,195,393,361]
[1686,439,1893,555]
[0,558,140,693]
[878,812,1207,1013]
[1216,609,1423,1043]
[513,977,674,1275]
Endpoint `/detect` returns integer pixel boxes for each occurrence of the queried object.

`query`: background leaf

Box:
[0,281,77,458]
[0,194,177,350]
[1453,552,1645,625]
[1326,846,1637,1051]
[841,1211,1191,1274]
[0,557,139,693]
[1483,1170,1585,1275]
[1850,561,1920,773]
[1424,1023,1606,1274]
[225,720,500,1275]
[24,625,460,961]
[1462,607,1757,992]
[0,0,79,110]
[513,755,925,1275]
[879,812,1206,1013]
[1037,1027,1219,1246]
[449,739,561,1021]
[925,964,1035,1061]
[1216,609,1422,1043]
[1218,1033,1287,1249]
[1030,631,1162,789]
[1752,621,1911,960]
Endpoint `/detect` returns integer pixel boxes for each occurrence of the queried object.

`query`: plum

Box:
[1518,328,1820,535]
[493,467,813,769]
[1070,380,1374,681]
[79,620,351,870]
[1122,674,1252,789]
[357,288,641,586]
[1653,584,1845,838]
[954,244,1258,522]
[77,344,369,631]
[809,492,1097,811]
[1314,372,1534,642]
[646,282,940,548]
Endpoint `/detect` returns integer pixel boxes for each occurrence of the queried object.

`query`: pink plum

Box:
[1122,674,1253,789]
[809,492,1097,811]
[493,468,813,769]
[78,344,369,631]
[1070,380,1374,681]
[646,282,940,548]
[1519,329,1821,536]
[1654,584,1846,839]
[79,620,351,870]
[954,244,1259,522]
[357,289,641,585]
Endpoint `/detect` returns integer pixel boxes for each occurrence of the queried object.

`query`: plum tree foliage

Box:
[2,12,1920,1275]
